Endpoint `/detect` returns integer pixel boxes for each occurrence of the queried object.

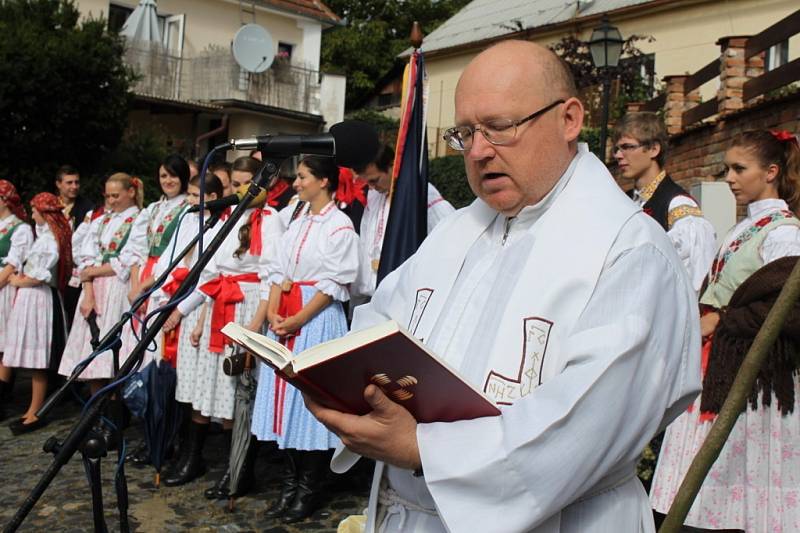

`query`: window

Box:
[108,3,132,33]
[277,42,294,62]
[766,40,789,71]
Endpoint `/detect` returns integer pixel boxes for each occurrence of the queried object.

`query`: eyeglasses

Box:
[443,99,565,151]
[612,142,647,154]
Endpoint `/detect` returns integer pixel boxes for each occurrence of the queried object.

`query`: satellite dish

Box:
[232,24,275,73]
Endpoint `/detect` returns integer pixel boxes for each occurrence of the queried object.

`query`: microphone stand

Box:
[4,157,281,533]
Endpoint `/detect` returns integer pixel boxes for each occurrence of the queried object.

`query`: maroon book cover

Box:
[291,330,501,423]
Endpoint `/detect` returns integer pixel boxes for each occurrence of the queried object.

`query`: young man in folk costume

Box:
[350,144,455,304]
[0,180,34,421]
[306,41,701,533]
[614,112,717,293]
[55,165,94,327]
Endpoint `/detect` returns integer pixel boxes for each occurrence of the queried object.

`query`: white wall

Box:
[319,74,346,130]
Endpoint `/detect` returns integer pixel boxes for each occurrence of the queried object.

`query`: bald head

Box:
[457,40,577,103]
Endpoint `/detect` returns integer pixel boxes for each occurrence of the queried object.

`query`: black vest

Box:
[630,175,692,232]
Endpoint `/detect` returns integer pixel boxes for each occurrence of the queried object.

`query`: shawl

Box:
[700,256,800,415]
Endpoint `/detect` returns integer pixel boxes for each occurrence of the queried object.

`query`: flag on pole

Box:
[377,50,429,284]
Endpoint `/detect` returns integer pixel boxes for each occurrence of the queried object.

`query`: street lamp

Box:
[589,16,624,161]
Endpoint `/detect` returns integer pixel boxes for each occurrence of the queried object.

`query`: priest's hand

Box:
[304,384,421,471]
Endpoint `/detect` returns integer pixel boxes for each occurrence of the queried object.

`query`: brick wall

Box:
[665,91,800,192]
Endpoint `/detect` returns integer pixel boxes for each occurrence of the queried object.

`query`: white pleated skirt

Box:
[184,281,260,420]
[175,304,202,404]
[0,283,17,351]
[3,285,53,369]
[59,275,138,380]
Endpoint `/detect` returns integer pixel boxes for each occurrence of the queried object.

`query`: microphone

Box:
[228,120,379,168]
[185,192,243,213]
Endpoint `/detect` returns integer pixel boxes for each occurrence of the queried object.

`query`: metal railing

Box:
[124,43,321,115]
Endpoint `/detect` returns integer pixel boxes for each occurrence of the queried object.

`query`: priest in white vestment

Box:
[306,41,701,533]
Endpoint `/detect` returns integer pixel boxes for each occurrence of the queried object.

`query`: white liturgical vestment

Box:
[333,144,701,533]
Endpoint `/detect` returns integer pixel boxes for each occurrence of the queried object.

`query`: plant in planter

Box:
[272,51,294,83]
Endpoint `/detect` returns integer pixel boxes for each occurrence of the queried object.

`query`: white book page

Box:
[221,322,293,369]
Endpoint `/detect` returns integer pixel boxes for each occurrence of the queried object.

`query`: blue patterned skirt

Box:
[251,285,345,450]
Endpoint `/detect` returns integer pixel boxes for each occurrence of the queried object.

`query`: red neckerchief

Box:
[248,208,272,255]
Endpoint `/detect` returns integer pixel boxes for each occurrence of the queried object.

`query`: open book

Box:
[222,320,501,423]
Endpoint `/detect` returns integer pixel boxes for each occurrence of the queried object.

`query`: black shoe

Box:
[0,380,10,423]
[204,469,231,500]
[9,417,49,436]
[127,442,150,467]
[281,450,330,524]
[163,421,207,486]
[264,450,298,519]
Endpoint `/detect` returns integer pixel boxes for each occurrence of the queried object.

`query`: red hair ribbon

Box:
[248,208,272,256]
[336,167,367,207]
[770,130,800,147]
[0,180,27,221]
[131,176,142,189]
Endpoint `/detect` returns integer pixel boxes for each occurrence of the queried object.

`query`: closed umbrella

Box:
[125,359,181,487]
[227,366,258,510]
[119,0,162,43]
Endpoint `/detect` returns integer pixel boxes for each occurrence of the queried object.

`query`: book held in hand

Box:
[221,320,501,423]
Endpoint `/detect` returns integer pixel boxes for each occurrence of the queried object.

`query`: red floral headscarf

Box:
[30,192,73,291]
[0,180,27,221]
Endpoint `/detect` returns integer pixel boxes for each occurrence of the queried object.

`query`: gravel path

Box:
[0,372,371,532]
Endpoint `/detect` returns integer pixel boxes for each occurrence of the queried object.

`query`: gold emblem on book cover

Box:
[370,373,418,401]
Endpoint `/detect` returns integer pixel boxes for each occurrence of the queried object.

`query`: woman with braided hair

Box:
[0,180,33,421]
[160,156,284,488]
[651,130,800,531]
[4,192,72,435]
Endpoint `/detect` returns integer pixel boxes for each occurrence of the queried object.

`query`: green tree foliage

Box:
[322,0,471,109]
[428,154,474,209]
[550,34,657,124]
[0,0,134,199]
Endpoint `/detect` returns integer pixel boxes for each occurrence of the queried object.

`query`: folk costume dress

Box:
[352,184,454,301]
[154,212,223,407]
[59,206,140,380]
[251,201,359,450]
[651,198,800,532]
[3,224,63,369]
[178,206,283,420]
[0,214,33,349]
[630,171,717,292]
[120,194,188,354]
[333,145,701,533]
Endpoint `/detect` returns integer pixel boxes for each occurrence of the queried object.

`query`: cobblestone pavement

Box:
[0,373,371,532]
